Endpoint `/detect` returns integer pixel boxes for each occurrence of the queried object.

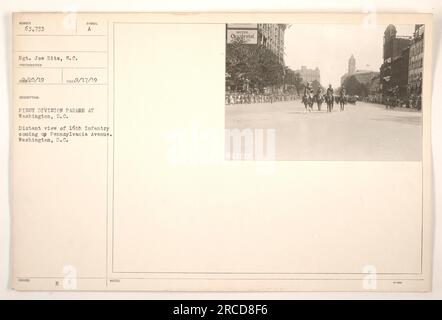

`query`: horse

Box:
[302,93,314,112]
[338,94,346,111]
[325,92,334,112]
[314,93,324,111]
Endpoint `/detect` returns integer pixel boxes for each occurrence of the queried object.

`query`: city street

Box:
[225,100,422,160]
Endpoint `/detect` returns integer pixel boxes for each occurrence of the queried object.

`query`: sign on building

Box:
[226,29,258,44]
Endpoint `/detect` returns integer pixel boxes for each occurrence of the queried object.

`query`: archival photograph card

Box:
[11,12,433,291]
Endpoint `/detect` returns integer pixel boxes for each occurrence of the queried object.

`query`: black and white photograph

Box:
[225,23,425,160]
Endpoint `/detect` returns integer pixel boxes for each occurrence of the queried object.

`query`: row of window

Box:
[258,24,284,40]
[410,41,424,56]
[409,57,423,70]
[408,71,423,82]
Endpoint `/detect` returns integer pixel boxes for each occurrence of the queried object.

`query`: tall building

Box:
[341,55,379,86]
[295,66,321,84]
[348,54,356,75]
[257,24,287,65]
[408,24,424,96]
[391,47,410,97]
[379,24,411,98]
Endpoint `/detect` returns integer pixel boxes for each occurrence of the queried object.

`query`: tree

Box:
[343,76,369,97]
[284,68,304,95]
[226,38,250,91]
[226,40,285,92]
[311,80,322,93]
[293,72,303,93]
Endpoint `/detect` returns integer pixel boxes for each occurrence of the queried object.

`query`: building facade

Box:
[295,66,321,84]
[257,24,287,65]
[408,24,424,96]
[379,24,411,99]
[391,46,410,97]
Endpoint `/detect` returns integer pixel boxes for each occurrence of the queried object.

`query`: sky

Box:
[284,23,415,88]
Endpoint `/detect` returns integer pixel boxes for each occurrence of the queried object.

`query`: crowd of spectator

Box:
[225,92,297,105]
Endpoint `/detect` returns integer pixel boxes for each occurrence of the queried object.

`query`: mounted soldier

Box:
[315,87,324,111]
[338,87,347,111]
[325,84,334,112]
[326,84,334,96]
[303,82,314,98]
[302,82,314,112]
